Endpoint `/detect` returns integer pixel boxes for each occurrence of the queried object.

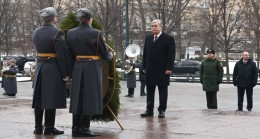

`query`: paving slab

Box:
[1,81,260,139]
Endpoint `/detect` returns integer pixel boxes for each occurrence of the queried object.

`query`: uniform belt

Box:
[76,55,100,60]
[5,75,16,78]
[37,53,56,58]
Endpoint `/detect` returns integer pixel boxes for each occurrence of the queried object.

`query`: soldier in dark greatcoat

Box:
[125,57,136,97]
[66,8,112,137]
[32,7,69,135]
[2,59,18,96]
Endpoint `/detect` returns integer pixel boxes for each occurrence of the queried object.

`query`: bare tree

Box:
[142,0,191,60]
[90,0,125,58]
[198,0,245,80]
[0,0,22,56]
[14,0,74,56]
[243,0,260,68]
[145,0,190,32]
[136,0,147,41]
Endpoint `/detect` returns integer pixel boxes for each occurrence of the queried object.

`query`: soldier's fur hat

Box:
[39,7,57,22]
[75,8,93,22]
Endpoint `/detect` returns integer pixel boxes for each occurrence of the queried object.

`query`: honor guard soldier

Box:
[1,59,18,96]
[32,7,69,135]
[66,8,112,137]
[125,57,137,97]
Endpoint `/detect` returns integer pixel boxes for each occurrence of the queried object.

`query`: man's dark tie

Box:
[154,36,158,42]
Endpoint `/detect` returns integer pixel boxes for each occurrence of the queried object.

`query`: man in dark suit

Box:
[66,8,112,137]
[140,19,176,118]
[233,51,258,111]
[32,7,68,135]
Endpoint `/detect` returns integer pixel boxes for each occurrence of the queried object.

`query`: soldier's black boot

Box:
[73,115,100,137]
[44,109,64,135]
[125,88,134,97]
[72,115,80,137]
[130,88,135,97]
[34,108,43,134]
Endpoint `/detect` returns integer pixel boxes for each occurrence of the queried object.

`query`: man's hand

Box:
[63,76,70,82]
[143,69,146,74]
[165,70,172,74]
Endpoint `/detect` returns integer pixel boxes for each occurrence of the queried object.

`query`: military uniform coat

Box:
[126,60,136,88]
[3,65,17,95]
[66,24,111,115]
[32,23,68,109]
[142,32,175,86]
[200,58,223,92]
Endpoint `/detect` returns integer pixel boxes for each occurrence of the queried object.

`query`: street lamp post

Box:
[125,0,129,49]
[123,0,129,80]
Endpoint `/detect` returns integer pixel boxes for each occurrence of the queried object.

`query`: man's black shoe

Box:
[236,109,243,111]
[208,107,217,109]
[140,111,153,117]
[44,127,64,135]
[72,130,100,137]
[33,127,43,134]
[158,111,165,118]
[248,109,252,111]
[3,93,7,95]
[140,93,147,96]
[125,95,133,97]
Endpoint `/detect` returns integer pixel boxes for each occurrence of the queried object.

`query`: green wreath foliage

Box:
[60,12,121,122]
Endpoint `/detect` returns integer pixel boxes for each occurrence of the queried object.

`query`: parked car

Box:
[173,60,201,75]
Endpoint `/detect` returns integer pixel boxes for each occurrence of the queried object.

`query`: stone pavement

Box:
[1,81,260,139]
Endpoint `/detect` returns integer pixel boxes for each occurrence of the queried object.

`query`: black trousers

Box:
[205,92,217,109]
[237,87,253,110]
[34,108,56,129]
[140,80,146,94]
[146,85,168,112]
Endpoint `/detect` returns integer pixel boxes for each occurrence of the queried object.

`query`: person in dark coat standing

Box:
[66,8,112,137]
[125,57,136,97]
[140,19,175,118]
[32,7,69,135]
[200,49,223,109]
[1,61,9,95]
[2,59,18,96]
[233,51,258,111]
[137,62,146,96]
